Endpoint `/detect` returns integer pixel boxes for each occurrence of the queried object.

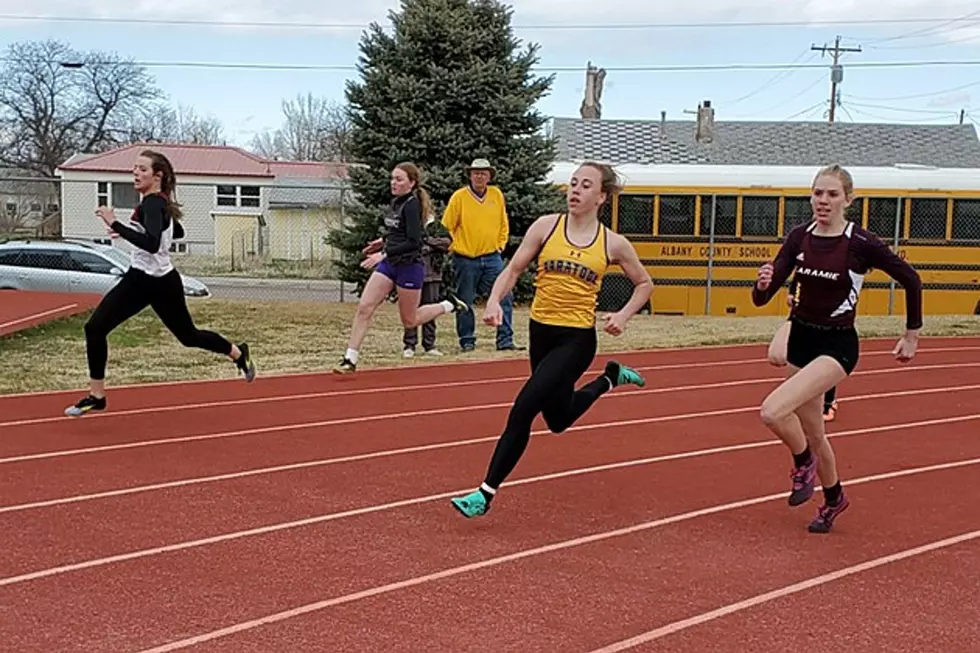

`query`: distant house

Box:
[0,169,61,237]
[55,143,349,261]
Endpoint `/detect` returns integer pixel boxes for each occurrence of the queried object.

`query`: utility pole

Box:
[811,35,861,123]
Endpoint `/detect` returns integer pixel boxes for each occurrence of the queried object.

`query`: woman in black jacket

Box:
[333,162,466,374]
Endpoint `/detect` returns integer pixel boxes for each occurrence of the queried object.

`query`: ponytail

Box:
[141,148,183,223]
[415,187,431,229]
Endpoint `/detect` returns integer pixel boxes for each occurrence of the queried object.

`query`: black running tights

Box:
[84,267,232,380]
[483,319,611,490]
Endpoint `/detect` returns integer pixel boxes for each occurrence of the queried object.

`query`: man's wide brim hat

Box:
[465,158,495,173]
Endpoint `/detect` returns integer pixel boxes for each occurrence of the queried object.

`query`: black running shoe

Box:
[333,357,356,374]
[236,342,256,382]
[445,291,469,314]
[65,394,106,417]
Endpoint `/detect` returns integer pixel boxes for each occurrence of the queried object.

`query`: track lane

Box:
[147,462,980,653]
[615,538,980,653]
[2,351,977,471]
[2,338,976,422]
[0,358,804,452]
[0,423,976,653]
[1,374,979,577]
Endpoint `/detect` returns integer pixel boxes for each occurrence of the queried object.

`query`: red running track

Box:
[0,337,979,653]
[0,289,101,337]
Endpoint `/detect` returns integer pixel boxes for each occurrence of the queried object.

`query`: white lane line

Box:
[4,346,979,428]
[132,457,980,653]
[0,303,79,331]
[1,410,977,589]
[5,363,980,465]
[586,531,980,652]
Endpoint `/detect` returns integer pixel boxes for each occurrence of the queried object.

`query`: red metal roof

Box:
[57,143,347,180]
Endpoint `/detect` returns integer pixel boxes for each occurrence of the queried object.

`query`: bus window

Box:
[951,199,980,241]
[616,194,654,235]
[658,195,695,235]
[698,195,736,236]
[908,198,947,240]
[866,197,901,241]
[741,196,778,237]
[783,196,812,234]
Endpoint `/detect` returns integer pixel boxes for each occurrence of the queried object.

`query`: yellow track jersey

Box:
[530,214,610,329]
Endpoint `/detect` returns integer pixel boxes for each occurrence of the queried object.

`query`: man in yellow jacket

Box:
[441,158,522,352]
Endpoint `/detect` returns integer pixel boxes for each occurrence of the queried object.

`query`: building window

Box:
[96,182,138,209]
[217,185,261,208]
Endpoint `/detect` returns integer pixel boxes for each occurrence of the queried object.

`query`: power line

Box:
[5,58,980,73]
[845,79,980,102]
[3,13,980,31]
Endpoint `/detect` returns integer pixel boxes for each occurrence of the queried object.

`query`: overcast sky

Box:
[1,0,978,147]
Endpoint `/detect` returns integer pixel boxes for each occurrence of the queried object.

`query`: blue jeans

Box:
[452,252,514,349]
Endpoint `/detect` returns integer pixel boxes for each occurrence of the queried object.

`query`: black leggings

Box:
[483,319,611,490]
[84,267,232,380]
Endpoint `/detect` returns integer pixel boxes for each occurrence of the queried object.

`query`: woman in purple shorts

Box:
[334,162,467,373]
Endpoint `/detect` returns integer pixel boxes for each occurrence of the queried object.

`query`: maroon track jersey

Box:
[753,221,922,330]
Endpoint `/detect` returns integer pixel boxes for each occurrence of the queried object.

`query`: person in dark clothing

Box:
[334,162,467,374]
[65,149,255,417]
[403,216,452,357]
[753,164,922,534]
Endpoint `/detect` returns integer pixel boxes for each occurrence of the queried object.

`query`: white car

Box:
[0,239,210,298]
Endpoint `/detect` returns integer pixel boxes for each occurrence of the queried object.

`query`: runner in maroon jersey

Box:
[752,164,922,534]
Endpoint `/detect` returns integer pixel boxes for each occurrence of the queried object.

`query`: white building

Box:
[55,143,349,260]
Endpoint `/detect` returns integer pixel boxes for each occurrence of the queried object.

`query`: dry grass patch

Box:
[1,298,978,395]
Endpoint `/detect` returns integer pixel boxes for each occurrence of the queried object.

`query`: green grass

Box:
[1,298,978,395]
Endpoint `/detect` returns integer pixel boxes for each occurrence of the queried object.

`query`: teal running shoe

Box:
[605,360,645,388]
[450,490,490,518]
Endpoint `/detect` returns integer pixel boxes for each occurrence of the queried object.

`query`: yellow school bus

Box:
[546,162,980,317]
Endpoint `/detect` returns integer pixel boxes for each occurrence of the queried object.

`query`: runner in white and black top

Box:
[65,149,256,417]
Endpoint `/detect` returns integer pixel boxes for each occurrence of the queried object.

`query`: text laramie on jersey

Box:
[794,266,841,281]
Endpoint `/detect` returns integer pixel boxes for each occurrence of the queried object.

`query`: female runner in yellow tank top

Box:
[451,161,654,518]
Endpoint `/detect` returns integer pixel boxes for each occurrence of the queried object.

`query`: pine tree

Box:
[328,0,563,299]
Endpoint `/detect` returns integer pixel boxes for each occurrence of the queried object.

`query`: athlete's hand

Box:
[360,252,383,270]
[95,205,116,227]
[756,263,774,291]
[483,300,503,327]
[362,238,382,255]
[602,311,628,336]
[893,329,919,363]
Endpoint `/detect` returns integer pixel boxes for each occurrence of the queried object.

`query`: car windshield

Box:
[97,246,131,269]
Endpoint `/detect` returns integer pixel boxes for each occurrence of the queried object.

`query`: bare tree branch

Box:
[250,93,351,161]
[123,103,226,145]
[0,39,163,177]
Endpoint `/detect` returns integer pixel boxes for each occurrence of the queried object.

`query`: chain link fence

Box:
[1,176,358,303]
[3,177,979,315]
[592,193,980,317]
